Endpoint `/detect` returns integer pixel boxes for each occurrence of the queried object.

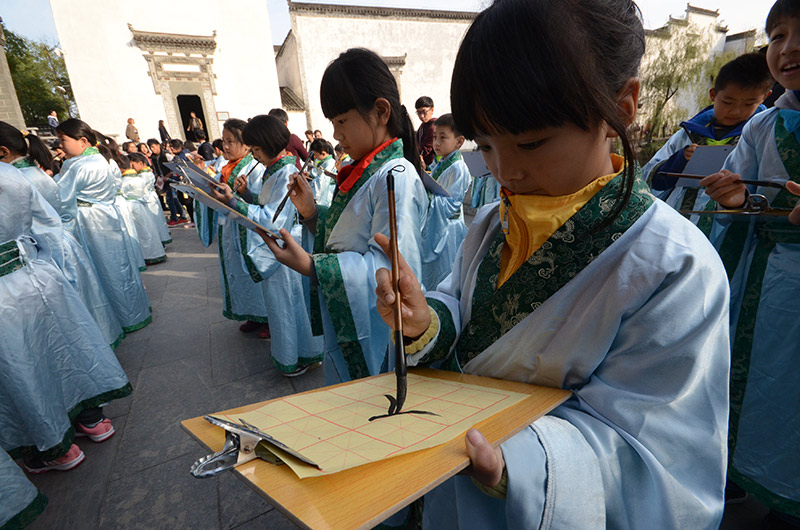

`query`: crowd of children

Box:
[5,0,800,528]
[0,114,178,524]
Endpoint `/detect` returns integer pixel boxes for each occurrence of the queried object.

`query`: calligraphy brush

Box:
[386,165,407,416]
[272,152,316,223]
[659,172,787,190]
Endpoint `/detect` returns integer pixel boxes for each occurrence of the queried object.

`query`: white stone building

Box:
[49,0,282,142]
[275,1,476,140]
[640,4,767,135]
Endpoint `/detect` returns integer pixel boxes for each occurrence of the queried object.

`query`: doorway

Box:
[176,94,207,142]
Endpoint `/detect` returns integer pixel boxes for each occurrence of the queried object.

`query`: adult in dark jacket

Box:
[415,96,436,168]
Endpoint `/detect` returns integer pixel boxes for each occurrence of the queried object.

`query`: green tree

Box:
[2,21,76,128]
[640,28,710,139]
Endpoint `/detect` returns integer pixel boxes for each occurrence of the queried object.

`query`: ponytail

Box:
[0,120,52,172]
[25,134,53,173]
[396,105,422,175]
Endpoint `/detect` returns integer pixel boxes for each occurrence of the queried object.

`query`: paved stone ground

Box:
[24,215,769,529]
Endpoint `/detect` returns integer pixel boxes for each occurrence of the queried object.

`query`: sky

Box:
[1,0,772,46]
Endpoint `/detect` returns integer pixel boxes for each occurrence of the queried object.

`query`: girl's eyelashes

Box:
[518,139,545,151]
[476,144,491,152]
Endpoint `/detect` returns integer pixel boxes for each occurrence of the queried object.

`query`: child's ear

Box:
[455,136,465,149]
[373,98,391,127]
[761,89,773,103]
[709,88,717,102]
[616,78,640,127]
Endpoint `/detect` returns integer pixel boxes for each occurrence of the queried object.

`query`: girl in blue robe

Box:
[699,2,800,523]
[374,1,730,528]
[116,154,166,265]
[0,121,125,348]
[0,162,131,473]
[211,115,323,376]
[194,119,270,329]
[54,119,151,333]
[257,48,429,386]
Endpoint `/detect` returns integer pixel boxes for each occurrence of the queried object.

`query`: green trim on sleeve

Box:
[312,253,370,380]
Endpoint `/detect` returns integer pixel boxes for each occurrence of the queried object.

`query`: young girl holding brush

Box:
[260,48,429,385]
[374,0,730,527]
[212,115,323,376]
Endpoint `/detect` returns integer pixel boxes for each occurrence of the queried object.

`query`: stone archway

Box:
[128,24,220,141]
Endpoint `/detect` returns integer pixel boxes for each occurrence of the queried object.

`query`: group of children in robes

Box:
[6,0,800,527]
[0,118,173,526]
[641,4,800,524]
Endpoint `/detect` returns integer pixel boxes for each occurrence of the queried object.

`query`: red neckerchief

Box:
[336,137,397,193]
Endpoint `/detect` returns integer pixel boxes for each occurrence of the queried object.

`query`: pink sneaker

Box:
[75,418,115,443]
[24,444,85,474]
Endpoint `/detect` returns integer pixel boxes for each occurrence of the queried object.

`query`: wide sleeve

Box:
[424,163,471,257]
[642,130,689,196]
[499,244,731,529]
[312,166,427,378]
[239,167,296,279]
[28,186,66,268]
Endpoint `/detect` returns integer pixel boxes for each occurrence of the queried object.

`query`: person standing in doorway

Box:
[125,118,140,143]
[415,96,436,168]
[186,112,204,141]
[158,120,171,143]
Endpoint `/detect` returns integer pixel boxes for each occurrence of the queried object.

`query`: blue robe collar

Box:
[680,104,767,140]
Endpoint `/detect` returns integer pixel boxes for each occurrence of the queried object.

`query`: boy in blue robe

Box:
[643,53,773,211]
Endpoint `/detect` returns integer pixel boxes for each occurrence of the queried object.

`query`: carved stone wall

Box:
[129,24,220,140]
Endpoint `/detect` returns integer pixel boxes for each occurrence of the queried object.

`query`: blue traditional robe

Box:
[410,172,730,529]
[55,152,151,332]
[643,105,766,214]
[470,174,501,209]
[118,170,166,264]
[309,139,428,384]
[0,448,47,529]
[13,161,124,347]
[194,155,269,322]
[109,159,146,272]
[310,155,336,208]
[0,162,131,461]
[138,168,171,244]
[704,90,800,518]
[421,151,471,289]
[235,155,323,373]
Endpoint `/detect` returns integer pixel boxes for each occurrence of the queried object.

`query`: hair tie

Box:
[20,129,29,138]
[95,141,100,146]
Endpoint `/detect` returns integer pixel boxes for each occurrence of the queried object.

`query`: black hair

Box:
[146,138,160,147]
[0,121,53,172]
[223,118,247,143]
[121,141,134,152]
[314,129,322,135]
[184,141,196,151]
[168,139,184,151]
[415,96,434,109]
[320,48,422,174]
[118,154,131,171]
[128,152,149,166]
[334,144,344,155]
[267,108,289,124]
[714,52,773,92]
[242,115,290,158]
[95,132,122,165]
[305,129,313,136]
[451,0,645,231]
[212,138,224,151]
[433,114,461,137]
[767,0,800,35]
[195,129,207,141]
[310,138,334,155]
[56,118,116,161]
